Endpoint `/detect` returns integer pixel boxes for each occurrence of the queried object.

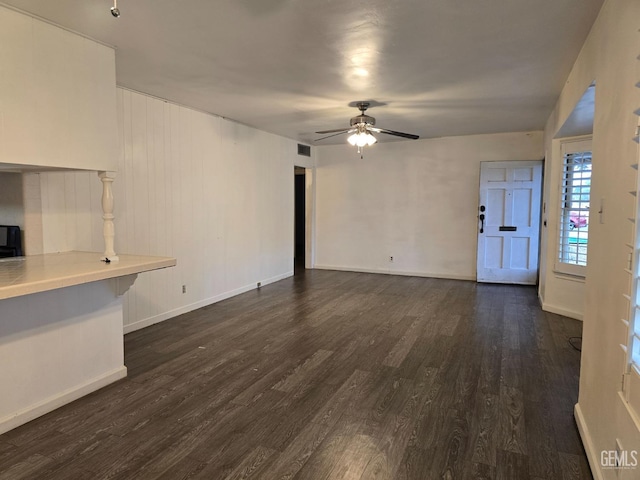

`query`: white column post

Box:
[98,171,119,262]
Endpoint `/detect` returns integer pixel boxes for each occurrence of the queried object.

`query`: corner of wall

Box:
[21,172,43,255]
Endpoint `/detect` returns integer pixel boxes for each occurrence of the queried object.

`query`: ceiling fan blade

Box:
[371,127,419,140]
[315,130,354,142]
[315,128,351,134]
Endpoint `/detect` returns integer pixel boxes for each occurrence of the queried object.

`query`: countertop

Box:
[0,251,176,300]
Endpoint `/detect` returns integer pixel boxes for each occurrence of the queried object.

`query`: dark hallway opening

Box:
[294,167,306,273]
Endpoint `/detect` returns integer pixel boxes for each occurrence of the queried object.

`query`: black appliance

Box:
[0,225,23,258]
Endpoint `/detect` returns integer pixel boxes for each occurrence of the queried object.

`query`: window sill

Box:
[552,269,586,283]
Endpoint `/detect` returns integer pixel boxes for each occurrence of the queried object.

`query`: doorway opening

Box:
[294,166,306,274]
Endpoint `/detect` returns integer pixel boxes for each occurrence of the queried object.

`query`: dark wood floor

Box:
[0,270,591,480]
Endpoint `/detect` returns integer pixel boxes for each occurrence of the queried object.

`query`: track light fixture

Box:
[110,0,120,18]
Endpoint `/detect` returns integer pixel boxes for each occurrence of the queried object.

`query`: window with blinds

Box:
[556,138,592,276]
[622,72,640,417]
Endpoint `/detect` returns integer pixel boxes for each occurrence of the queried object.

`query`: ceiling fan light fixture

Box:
[348,130,377,147]
[314,102,418,155]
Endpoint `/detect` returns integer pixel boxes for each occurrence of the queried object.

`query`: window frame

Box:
[554,137,593,277]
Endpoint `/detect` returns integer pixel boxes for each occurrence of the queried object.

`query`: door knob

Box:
[479,213,485,233]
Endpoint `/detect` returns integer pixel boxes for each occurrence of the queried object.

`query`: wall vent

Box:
[297,144,311,157]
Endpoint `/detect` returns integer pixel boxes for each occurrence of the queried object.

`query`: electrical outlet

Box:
[182,285,186,294]
[389,256,394,262]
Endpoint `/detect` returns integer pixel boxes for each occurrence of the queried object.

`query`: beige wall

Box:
[314,131,543,280]
[540,0,640,478]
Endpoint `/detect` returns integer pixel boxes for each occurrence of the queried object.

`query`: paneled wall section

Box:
[39,88,306,332]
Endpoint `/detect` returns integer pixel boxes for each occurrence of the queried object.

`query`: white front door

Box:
[477,161,543,284]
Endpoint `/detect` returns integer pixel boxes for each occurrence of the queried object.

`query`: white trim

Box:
[123,271,294,334]
[0,366,127,435]
[541,300,584,321]
[305,167,316,270]
[618,391,640,437]
[556,138,592,273]
[559,136,594,151]
[554,263,587,278]
[552,270,587,283]
[313,264,476,281]
[574,403,603,480]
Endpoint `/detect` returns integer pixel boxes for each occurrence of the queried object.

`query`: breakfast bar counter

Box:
[0,251,176,434]
[0,251,176,300]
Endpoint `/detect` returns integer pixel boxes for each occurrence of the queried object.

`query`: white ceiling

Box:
[1,0,604,145]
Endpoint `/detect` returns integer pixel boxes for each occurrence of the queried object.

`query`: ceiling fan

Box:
[315,102,419,155]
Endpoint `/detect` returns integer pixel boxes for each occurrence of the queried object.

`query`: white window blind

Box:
[556,138,592,276]
[623,64,640,418]
[628,113,640,381]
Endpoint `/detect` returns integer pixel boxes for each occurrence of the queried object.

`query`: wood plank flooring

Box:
[0,270,592,479]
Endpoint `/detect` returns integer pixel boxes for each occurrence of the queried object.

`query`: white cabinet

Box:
[0,6,117,172]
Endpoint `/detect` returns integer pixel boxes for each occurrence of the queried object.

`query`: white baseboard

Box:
[541,300,583,321]
[575,402,603,480]
[312,264,476,281]
[123,271,294,334]
[0,366,127,435]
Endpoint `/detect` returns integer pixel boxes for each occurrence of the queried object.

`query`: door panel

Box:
[485,237,504,268]
[487,189,506,226]
[513,167,534,182]
[477,161,542,284]
[513,189,532,225]
[485,167,507,182]
[510,237,530,269]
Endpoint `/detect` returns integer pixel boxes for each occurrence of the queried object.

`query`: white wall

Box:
[538,133,588,320]
[541,0,640,478]
[38,88,312,332]
[0,6,117,172]
[314,132,543,280]
[0,280,126,435]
